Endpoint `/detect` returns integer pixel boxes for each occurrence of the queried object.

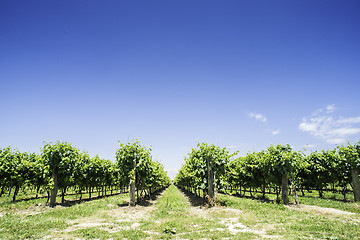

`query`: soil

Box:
[0,203,49,217]
[178,189,282,239]
[286,204,355,216]
[20,188,360,239]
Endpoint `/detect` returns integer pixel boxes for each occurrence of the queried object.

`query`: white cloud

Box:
[326,104,336,113]
[271,129,280,135]
[299,104,360,144]
[299,122,318,132]
[337,117,360,124]
[328,128,360,137]
[248,112,267,122]
[326,138,346,145]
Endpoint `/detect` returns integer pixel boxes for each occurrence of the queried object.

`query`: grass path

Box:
[143,186,360,239]
[139,185,258,239]
[0,185,360,239]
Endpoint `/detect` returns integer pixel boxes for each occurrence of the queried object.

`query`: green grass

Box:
[217,193,360,239]
[0,185,359,239]
[0,194,46,212]
[0,188,125,213]
[72,227,148,240]
[140,185,253,239]
[0,192,129,239]
[0,213,68,239]
[223,187,360,214]
[153,183,189,216]
[298,195,360,214]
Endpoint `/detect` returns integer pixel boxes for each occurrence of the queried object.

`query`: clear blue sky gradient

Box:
[1,1,360,179]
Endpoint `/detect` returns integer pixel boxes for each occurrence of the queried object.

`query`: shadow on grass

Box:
[298,194,353,203]
[238,194,274,204]
[218,190,279,204]
[11,195,49,203]
[176,188,275,208]
[176,187,276,207]
[137,190,164,206]
[116,187,168,208]
[8,190,125,204]
[117,202,128,207]
[59,192,124,207]
[217,194,275,208]
[176,187,207,207]
[219,191,354,206]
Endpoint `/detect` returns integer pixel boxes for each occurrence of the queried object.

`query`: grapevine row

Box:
[174,142,360,204]
[0,140,171,206]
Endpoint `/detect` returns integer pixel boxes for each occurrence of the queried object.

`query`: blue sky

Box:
[1,0,360,179]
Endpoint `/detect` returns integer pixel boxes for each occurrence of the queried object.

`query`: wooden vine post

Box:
[281,147,290,205]
[207,154,215,206]
[129,149,136,207]
[350,146,360,202]
[50,170,58,207]
[291,177,299,205]
[281,171,289,205]
[338,144,360,202]
[351,167,360,202]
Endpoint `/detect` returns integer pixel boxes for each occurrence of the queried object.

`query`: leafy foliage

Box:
[174,142,236,194]
[115,140,171,196]
[175,141,360,203]
[0,140,171,204]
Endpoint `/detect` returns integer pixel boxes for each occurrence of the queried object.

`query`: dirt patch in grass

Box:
[40,189,168,239]
[73,190,166,230]
[218,217,263,234]
[213,217,281,239]
[4,187,359,239]
[0,203,49,217]
[177,188,281,238]
[59,204,156,234]
[106,205,155,222]
[208,205,244,216]
[187,205,243,220]
[286,204,360,226]
[286,204,355,216]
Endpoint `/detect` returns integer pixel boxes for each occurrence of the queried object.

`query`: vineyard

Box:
[1,140,360,207]
[1,140,360,239]
[0,140,171,206]
[174,142,360,205]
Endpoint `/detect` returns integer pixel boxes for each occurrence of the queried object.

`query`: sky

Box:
[1,0,360,179]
